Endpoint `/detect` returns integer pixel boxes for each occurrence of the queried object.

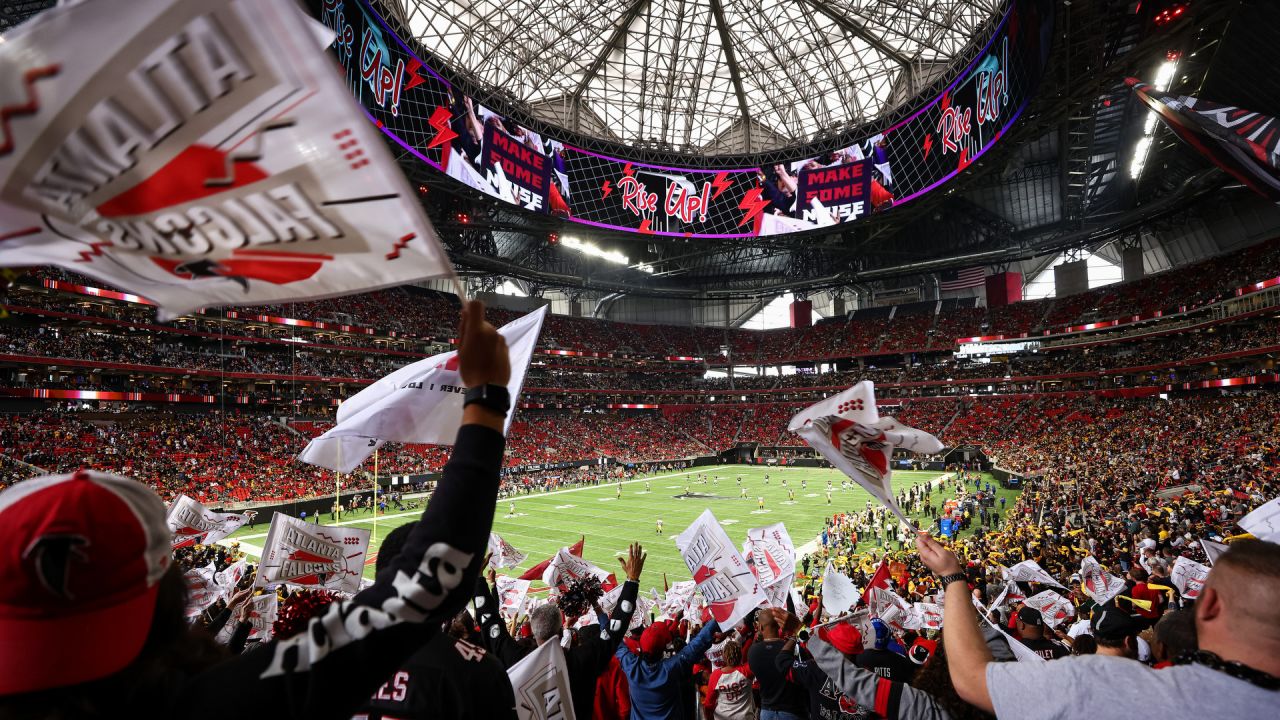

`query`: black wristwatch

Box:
[463,384,511,416]
[937,572,967,587]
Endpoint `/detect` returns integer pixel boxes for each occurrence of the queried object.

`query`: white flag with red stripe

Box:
[299,306,546,472]
[0,0,458,321]
[255,513,370,594]
[675,510,766,629]
[743,522,795,608]
[496,576,532,620]
[166,495,253,549]
[789,382,942,525]
[489,532,528,570]
[1171,556,1210,599]
[1023,590,1075,628]
[1079,556,1126,606]
[542,547,611,593]
[183,562,219,618]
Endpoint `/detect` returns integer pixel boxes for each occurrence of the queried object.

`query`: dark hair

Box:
[1071,635,1098,655]
[1153,610,1198,659]
[911,640,994,720]
[0,565,227,719]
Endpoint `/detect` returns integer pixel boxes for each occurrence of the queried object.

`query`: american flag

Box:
[939,267,985,290]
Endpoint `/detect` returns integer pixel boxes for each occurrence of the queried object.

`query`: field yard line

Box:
[230,466,729,541]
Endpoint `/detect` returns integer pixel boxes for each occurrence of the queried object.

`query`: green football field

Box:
[225,465,1017,584]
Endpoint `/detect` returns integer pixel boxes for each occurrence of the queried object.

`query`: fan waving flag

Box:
[789,381,943,525]
[299,306,547,472]
[1079,556,1126,606]
[1171,556,1211,600]
[0,0,459,320]
[1128,78,1280,202]
[166,495,254,549]
[743,522,796,608]
[489,533,528,570]
[675,510,766,628]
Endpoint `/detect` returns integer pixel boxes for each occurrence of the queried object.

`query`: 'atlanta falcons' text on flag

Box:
[166,495,254,549]
[789,381,943,525]
[675,510,767,629]
[299,306,546,472]
[742,522,796,609]
[0,0,458,320]
[255,513,370,594]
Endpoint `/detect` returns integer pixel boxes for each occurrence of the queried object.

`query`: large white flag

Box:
[0,0,457,320]
[167,495,253,549]
[821,563,858,617]
[1003,560,1066,588]
[255,514,370,594]
[866,586,914,633]
[214,558,251,600]
[489,533,528,570]
[743,522,796,608]
[542,547,611,592]
[508,638,577,720]
[1079,557,1126,606]
[1023,590,1075,628]
[1171,556,1211,600]
[1239,496,1280,543]
[675,510,767,629]
[788,382,942,525]
[908,602,944,631]
[299,306,547,472]
[496,576,533,620]
[183,562,219,618]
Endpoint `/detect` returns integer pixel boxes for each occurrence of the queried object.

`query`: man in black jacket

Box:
[0,301,513,719]
[475,543,646,720]
[747,608,808,720]
[357,522,516,719]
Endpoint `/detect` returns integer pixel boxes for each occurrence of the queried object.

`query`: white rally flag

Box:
[183,562,219,618]
[0,0,457,320]
[166,495,253,549]
[866,586,914,633]
[743,522,796,608]
[821,562,858,617]
[1200,538,1229,565]
[508,638,577,720]
[1171,556,1211,600]
[788,382,942,526]
[214,558,250,600]
[255,514,370,594]
[489,532,528,570]
[675,510,767,629]
[660,580,698,618]
[1239,496,1280,543]
[600,583,654,631]
[496,576,533,620]
[909,602,944,631]
[1079,557,1126,606]
[246,592,278,641]
[1023,590,1075,629]
[1003,560,1066,588]
[299,306,547,472]
[543,547,611,592]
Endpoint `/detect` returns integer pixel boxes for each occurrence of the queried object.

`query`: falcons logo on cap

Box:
[23,534,90,600]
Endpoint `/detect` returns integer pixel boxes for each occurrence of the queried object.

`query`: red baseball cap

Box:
[640,620,673,655]
[819,622,865,656]
[0,470,172,695]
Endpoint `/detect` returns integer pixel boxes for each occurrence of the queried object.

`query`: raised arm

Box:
[183,301,512,718]
[916,532,995,713]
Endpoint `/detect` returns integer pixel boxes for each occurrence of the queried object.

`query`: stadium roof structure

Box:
[390,0,1003,154]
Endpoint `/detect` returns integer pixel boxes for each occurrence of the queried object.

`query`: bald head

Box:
[1196,539,1280,675]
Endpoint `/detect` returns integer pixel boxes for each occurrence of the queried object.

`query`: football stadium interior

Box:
[1,0,1279,715]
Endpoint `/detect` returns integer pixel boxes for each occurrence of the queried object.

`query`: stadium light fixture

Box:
[1130,60,1179,179]
[561,236,628,265]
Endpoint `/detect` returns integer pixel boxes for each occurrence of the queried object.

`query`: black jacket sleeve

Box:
[473,576,530,668]
[170,424,505,719]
